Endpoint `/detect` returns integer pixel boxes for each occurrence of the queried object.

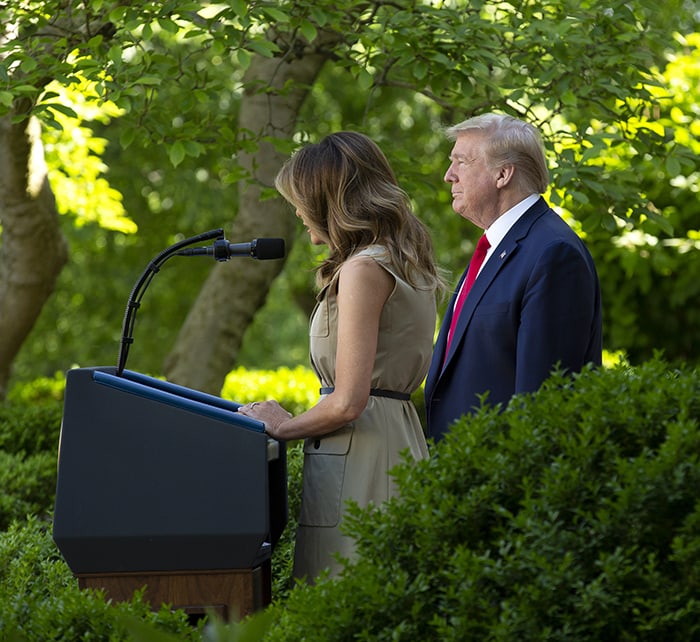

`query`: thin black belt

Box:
[319,386,411,401]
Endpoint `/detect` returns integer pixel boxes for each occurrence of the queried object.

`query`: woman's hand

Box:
[238,400,293,440]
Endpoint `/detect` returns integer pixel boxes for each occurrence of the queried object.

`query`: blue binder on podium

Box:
[53,366,287,575]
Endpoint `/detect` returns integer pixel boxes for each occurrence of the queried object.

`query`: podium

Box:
[53,367,287,620]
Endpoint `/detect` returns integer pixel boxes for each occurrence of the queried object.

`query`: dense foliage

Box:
[2,1,699,639]
[2,359,699,640]
[585,34,700,364]
[265,358,700,641]
[3,1,699,393]
[0,518,199,642]
[0,391,62,531]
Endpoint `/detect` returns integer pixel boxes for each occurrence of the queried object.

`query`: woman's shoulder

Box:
[334,250,394,305]
[349,244,394,268]
[340,247,395,286]
[345,245,399,275]
[342,247,392,276]
[352,245,439,293]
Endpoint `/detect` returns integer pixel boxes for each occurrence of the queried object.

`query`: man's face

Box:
[444,132,501,230]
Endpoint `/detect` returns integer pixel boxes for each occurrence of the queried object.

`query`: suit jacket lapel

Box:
[439,246,510,371]
[438,198,550,373]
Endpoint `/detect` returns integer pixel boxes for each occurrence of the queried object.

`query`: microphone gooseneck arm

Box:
[116,231,286,376]
[116,228,225,376]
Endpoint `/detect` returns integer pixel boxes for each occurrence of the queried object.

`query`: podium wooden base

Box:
[78,562,270,621]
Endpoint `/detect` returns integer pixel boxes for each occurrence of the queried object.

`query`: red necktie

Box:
[445,234,491,355]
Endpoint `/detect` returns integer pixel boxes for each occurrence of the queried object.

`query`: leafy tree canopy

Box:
[2,0,699,388]
[3,0,695,226]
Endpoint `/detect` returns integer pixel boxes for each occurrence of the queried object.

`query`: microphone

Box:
[176,237,285,261]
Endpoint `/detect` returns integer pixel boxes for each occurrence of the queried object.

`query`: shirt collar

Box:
[484,194,539,250]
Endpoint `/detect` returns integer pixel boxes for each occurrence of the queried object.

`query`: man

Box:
[424,113,602,442]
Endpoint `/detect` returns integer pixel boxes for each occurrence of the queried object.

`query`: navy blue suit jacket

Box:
[424,197,602,441]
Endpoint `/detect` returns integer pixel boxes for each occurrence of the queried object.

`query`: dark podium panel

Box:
[53,367,287,576]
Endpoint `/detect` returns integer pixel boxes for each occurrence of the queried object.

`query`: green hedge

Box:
[264,358,700,641]
[0,452,58,532]
[0,398,63,530]
[4,359,700,640]
[0,517,199,641]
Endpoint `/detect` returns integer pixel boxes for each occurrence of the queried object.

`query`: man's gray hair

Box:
[446,113,550,194]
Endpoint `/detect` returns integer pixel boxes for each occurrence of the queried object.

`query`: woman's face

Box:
[296,209,325,245]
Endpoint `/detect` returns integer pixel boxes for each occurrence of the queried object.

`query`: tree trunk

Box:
[164,44,335,394]
[0,112,69,398]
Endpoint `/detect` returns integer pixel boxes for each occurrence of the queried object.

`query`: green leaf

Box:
[236,48,252,70]
[85,35,104,49]
[108,5,127,22]
[20,56,38,72]
[357,67,373,90]
[108,45,123,66]
[157,17,179,34]
[665,154,681,177]
[300,19,318,42]
[561,89,577,107]
[169,140,186,167]
[119,615,184,642]
[119,127,137,148]
[413,60,428,81]
[231,0,247,17]
[183,140,204,157]
[211,38,226,56]
[644,209,674,236]
[310,7,329,26]
[570,190,590,205]
[136,76,163,86]
[44,103,78,119]
[262,7,290,23]
[246,38,280,58]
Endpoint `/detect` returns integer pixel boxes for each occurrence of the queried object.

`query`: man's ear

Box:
[495,164,516,188]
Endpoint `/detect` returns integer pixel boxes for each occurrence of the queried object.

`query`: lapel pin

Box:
[500,250,506,259]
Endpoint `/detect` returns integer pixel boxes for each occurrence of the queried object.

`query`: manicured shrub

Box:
[221,366,319,416]
[0,517,199,641]
[263,358,700,641]
[0,401,62,455]
[7,359,699,640]
[6,372,66,405]
[0,396,63,529]
[0,451,57,530]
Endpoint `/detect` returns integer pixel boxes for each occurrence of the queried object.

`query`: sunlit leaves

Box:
[41,79,134,233]
[1,0,697,235]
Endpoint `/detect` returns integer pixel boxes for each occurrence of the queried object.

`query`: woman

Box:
[238,131,443,582]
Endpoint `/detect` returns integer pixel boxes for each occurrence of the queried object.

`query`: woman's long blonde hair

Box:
[275,131,443,291]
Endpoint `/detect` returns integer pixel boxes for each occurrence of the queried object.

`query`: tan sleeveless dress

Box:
[292,245,436,582]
